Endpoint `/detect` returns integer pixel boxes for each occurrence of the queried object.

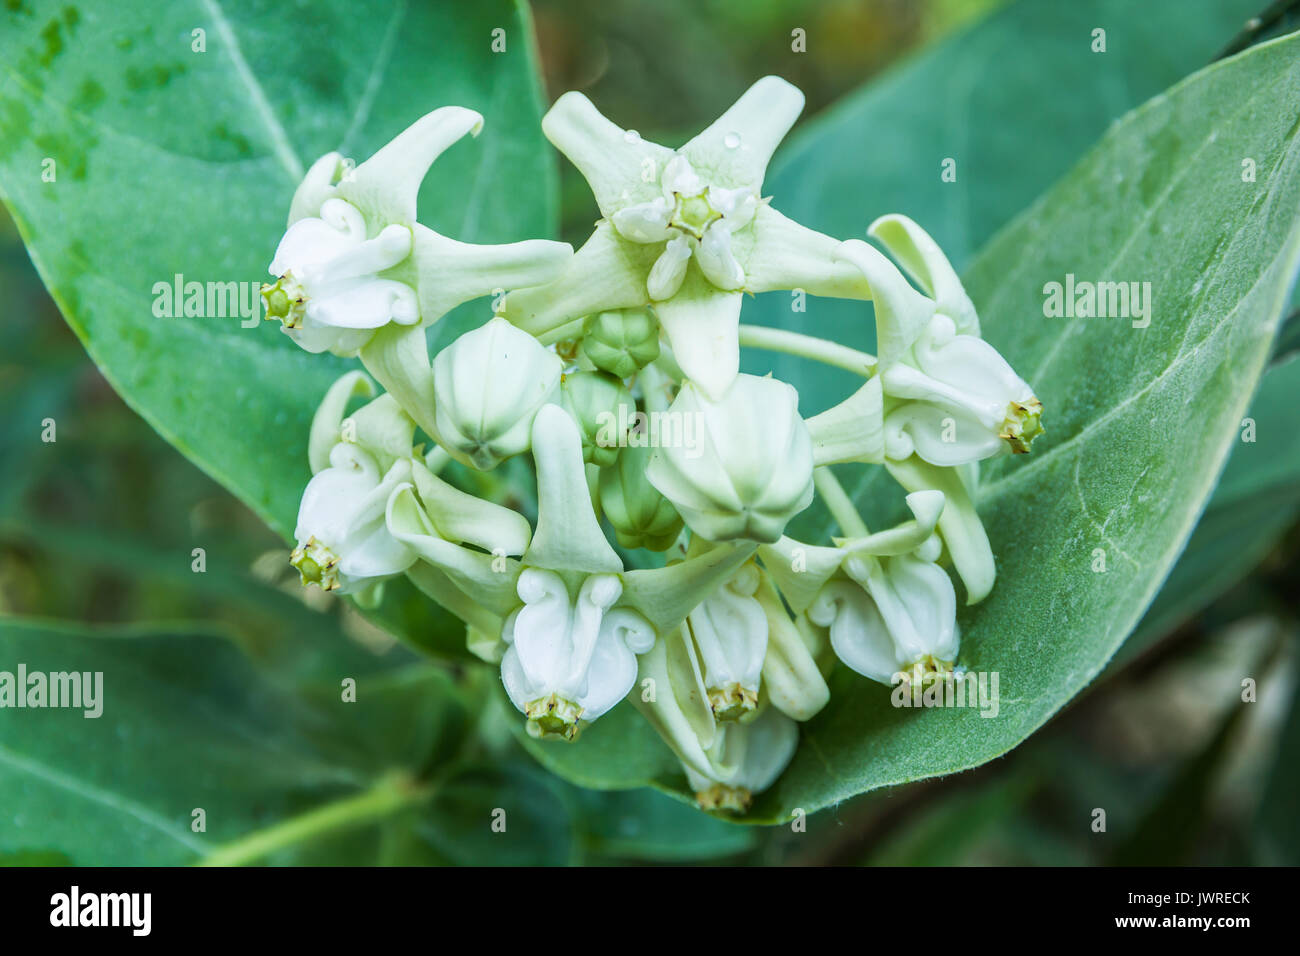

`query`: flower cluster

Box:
[267,78,1042,813]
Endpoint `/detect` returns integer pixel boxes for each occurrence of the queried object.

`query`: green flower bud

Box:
[578,308,660,380]
[559,370,636,468]
[598,443,684,551]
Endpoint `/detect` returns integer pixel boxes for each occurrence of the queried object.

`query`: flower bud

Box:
[578,308,660,379]
[597,443,684,551]
[559,370,636,468]
[645,374,814,543]
[431,316,562,470]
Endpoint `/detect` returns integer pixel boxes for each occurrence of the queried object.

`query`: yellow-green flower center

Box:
[524,693,584,741]
[707,682,758,722]
[290,536,340,591]
[261,273,307,329]
[1000,397,1045,454]
[669,190,721,240]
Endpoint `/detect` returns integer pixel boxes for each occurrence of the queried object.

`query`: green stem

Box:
[814,466,869,538]
[194,771,430,867]
[738,325,877,378]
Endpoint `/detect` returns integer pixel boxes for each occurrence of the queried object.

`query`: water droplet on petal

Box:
[623,129,642,143]
[723,132,741,149]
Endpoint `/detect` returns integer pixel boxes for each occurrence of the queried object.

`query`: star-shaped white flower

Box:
[501,77,870,399]
[264,107,573,435]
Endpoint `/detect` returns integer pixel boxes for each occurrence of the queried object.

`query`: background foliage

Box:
[1,0,1298,864]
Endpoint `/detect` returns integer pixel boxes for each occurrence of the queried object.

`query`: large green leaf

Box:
[1123,352,1300,656]
[0,0,557,659]
[523,32,1300,821]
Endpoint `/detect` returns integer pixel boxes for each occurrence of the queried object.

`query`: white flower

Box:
[683,706,799,813]
[809,537,959,686]
[501,569,655,739]
[634,631,799,812]
[819,215,1044,605]
[645,374,814,543]
[684,562,769,721]
[611,154,759,298]
[264,198,418,356]
[264,107,572,429]
[292,443,415,593]
[501,77,871,399]
[761,490,959,684]
[834,215,1043,468]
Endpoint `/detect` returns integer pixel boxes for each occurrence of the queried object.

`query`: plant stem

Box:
[814,466,869,538]
[194,771,430,867]
[738,325,877,377]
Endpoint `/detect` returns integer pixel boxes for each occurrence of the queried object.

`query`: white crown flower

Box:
[761,488,958,685]
[635,631,799,812]
[267,81,1042,812]
[264,107,573,435]
[290,372,420,595]
[500,76,870,398]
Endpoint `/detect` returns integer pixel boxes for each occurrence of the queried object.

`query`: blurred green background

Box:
[2,0,1297,865]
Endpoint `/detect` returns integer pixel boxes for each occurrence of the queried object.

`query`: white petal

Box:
[308,371,375,474]
[756,536,846,614]
[511,568,575,694]
[661,154,706,197]
[269,213,359,277]
[886,456,995,604]
[884,401,1006,467]
[307,277,419,330]
[410,223,572,324]
[646,236,693,300]
[385,483,522,616]
[834,239,935,362]
[620,541,757,636]
[577,608,652,720]
[695,225,745,291]
[410,459,532,556]
[806,375,884,467]
[810,580,900,684]
[541,91,675,217]
[359,323,437,440]
[611,197,674,243]
[501,223,657,339]
[337,106,484,226]
[524,404,623,574]
[288,151,345,224]
[869,214,979,336]
[744,205,870,298]
[681,76,804,191]
[651,275,742,400]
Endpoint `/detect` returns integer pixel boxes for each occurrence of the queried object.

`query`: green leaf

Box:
[524,32,1300,821]
[0,0,557,659]
[0,618,372,865]
[1124,353,1300,656]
